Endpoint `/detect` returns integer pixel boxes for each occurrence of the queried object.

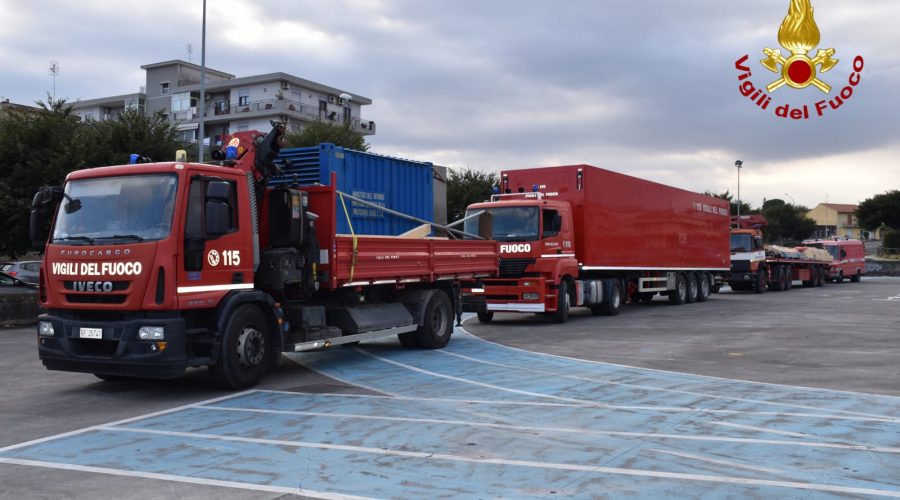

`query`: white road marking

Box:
[706,421,818,438]
[87,427,900,498]
[198,404,900,455]
[0,390,257,454]
[646,449,782,474]
[254,390,900,424]
[0,458,376,500]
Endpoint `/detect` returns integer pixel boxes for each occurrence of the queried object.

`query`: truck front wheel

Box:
[415,290,453,349]
[477,311,494,323]
[754,268,767,294]
[552,281,570,323]
[210,304,271,390]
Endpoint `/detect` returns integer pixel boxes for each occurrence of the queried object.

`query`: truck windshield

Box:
[463,206,539,241]
[52,174,178,244]
[730,233,753,252]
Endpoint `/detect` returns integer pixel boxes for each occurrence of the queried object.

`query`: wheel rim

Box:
[430,303,448,335]
[700,277,709,296]
[612,288,620,308]
[236,325,265,368]
[678,280,686,300]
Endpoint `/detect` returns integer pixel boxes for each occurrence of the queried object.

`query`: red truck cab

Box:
[464,192,578,321]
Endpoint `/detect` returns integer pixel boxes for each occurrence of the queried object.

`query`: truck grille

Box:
[499,258,534,278]
[731,260,751,273]
[66,294,127,304]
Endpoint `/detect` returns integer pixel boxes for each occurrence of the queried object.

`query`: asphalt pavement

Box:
[0,277,898,498]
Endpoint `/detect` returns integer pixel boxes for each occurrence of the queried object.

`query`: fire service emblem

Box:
[733,0,864,120]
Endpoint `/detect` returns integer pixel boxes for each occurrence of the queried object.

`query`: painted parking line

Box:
[1,325,899,498]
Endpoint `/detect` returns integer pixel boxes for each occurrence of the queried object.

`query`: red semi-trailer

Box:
[461,164,730,322]
[30,124,498,388]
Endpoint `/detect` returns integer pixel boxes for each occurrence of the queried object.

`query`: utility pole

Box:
[735,160,743,220]
[49,61,60,100]
[198,0,207,161]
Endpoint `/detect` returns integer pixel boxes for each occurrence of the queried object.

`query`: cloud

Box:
[2,0,897,209]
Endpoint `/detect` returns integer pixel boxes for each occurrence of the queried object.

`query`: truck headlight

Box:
[523,292,540,300]
[39,321,55,337]
[138,326,165,340]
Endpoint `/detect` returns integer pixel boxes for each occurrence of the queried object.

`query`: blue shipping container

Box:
[270,144,434,235]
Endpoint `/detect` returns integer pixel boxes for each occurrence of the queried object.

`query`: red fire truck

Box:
[803,238,865,283]
[462,164,731,322]
[29,124,498,388]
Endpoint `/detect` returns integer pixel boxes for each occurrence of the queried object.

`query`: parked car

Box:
[0,270,38,288]
[0,261,41,284]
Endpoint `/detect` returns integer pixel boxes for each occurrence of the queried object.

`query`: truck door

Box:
[179,173,254,306]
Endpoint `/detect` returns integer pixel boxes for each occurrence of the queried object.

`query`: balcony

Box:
[197,99,374,134]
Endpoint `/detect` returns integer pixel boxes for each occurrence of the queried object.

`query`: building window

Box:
[125,98,140,111]
[846,214,853,225]
[161,82,170,95]
[171,92,191,113]
[238,89,250,106]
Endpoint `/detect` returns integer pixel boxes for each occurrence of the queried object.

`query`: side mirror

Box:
[29,187,60,243]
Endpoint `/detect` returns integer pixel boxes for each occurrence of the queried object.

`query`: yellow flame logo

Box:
[760,0,838,93]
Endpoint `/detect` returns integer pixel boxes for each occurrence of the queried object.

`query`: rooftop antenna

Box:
[186,43,193,63]
[49,61,60,100]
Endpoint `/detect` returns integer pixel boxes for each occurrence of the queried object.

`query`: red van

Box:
[804,239,865,283]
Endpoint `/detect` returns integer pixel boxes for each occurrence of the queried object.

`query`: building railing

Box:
[200,99,374,133]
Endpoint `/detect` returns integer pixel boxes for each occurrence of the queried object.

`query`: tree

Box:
[0,99,183,257]
[704,190,753,217]
[282,121,369,151]
[857,190,900,231]
[760,199,816,244]
[80,109,182,167]
[0,96,86,257]
[446,168,497,224]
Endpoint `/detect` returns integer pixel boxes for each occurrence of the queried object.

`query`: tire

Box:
[398,332,419,348]
[600,281,622,316]
[668,273,686,305]
[770,266,784,292]
[552,280,570,323]
[685,273,698,303]
[210,304,271,390]
[94,373,132,382]
[850,270,861,283]
[816,267,825,287]
[696,273,710,302]
[414,290,453,349]
[754,267,767,294]
[835,271,844,284]
[477,310,494,323]
[784,267,793,290]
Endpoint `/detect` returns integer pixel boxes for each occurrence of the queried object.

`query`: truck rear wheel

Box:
[816,267,826,287]
[685,273,698,303]
[696,273,710,302]
[415,290,453,349]
[784,267,793,290]
[770,266,784,291]
[552,281,570,323]
[210,304,271,390]
[668,273,687,305]
[599,281,622,316]
[850,270,862,283]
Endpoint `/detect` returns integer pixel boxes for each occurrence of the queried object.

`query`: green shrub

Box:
[884,229,900,249]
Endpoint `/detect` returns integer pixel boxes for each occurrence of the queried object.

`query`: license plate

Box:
[79,327,103,339]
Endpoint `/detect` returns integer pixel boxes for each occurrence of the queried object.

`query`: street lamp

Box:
[735,160,743,220]
[784,193,796,205]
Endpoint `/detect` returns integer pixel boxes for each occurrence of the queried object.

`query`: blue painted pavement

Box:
[2,327,900,498]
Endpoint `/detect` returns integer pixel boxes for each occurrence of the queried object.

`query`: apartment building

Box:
[807,203,864,239]
[73,59,374,147]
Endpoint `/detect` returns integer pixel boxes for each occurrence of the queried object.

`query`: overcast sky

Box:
[2,0,898,209]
